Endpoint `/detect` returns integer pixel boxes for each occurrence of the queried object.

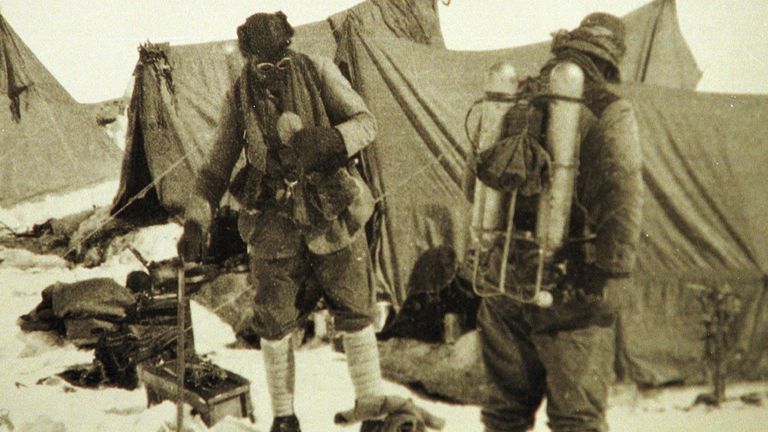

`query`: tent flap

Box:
[329,0,444,47]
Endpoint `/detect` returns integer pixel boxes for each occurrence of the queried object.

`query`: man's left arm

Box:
[592,99,643,276]
[314,56,378,157]
[285,56,377,174]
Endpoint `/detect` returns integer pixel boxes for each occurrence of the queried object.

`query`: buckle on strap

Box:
[276,178,299,201]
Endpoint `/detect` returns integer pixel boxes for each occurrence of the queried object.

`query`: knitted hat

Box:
[552,12,627,68]
[237,11,294,61]
[580,12,626,45]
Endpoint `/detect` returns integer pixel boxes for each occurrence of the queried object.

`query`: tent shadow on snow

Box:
[106,0,768,402]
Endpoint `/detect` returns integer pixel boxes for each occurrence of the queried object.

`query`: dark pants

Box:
[478,296,615,432]
[248,233,377,340]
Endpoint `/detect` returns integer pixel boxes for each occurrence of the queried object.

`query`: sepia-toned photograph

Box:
[0,1,766,431]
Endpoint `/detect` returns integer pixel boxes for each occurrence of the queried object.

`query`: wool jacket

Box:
[186,53,377,258]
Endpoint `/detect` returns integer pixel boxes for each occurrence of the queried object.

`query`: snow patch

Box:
[0,181,119,234]
[0,247,68,270]
[0,230,765,431]
[102,223,183,266]
[191,300,237,355]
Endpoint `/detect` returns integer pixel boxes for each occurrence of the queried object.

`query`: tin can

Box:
[443,313,461,344]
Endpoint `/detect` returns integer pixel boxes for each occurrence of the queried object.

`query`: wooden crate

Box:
[139,360,255,426]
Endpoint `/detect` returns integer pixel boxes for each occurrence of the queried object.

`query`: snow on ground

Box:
[605,382,768,432]
[0,232,481,432]
[0,224,766,431]
[0,180,120,234]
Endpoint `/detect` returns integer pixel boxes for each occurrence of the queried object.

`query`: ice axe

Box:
[175,259,188,431]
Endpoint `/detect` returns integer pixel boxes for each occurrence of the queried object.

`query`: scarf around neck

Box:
[239,50,332,173]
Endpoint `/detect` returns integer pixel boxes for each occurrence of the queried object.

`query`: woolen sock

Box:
[261,333,296,417]
[342,325,385,399]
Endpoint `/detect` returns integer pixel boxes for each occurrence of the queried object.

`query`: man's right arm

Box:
[592,99,643,276]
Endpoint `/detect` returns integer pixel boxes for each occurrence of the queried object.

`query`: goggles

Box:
[255,56,292,74]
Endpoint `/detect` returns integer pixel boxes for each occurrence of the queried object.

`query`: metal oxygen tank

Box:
[468,61,518,254]
[533,61,585,297]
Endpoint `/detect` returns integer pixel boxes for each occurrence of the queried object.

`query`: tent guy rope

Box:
[63,133,456,262]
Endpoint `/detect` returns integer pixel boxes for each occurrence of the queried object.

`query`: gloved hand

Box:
[177,220,206,263]
[285,126,348,174]
[334,395,446,431]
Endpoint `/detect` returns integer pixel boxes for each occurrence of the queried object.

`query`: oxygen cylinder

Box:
[469,61,518,248]
[535,61,584,260]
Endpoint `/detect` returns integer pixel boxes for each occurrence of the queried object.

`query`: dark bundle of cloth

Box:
[475,80,551,195]
[17,278,136,346]
[16,272,199,389]
[207,206,247,264]
[380,246,479,343]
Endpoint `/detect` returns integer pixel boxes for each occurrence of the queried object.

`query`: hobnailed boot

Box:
[270,414,301,432]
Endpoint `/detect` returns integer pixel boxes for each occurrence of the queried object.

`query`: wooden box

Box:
[139,360,255,426]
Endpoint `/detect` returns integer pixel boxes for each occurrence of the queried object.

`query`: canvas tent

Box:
[613,85,768,384]
[0,14,123,207]
[335,0,701,306]
[111,0,768,385]
[336,1,768,385]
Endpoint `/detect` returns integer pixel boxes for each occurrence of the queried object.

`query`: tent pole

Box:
[639,0,668,82]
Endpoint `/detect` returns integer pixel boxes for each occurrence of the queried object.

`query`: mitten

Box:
[288,126,348,173]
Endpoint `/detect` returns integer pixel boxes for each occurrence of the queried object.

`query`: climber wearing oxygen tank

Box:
[472,13,643,432]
